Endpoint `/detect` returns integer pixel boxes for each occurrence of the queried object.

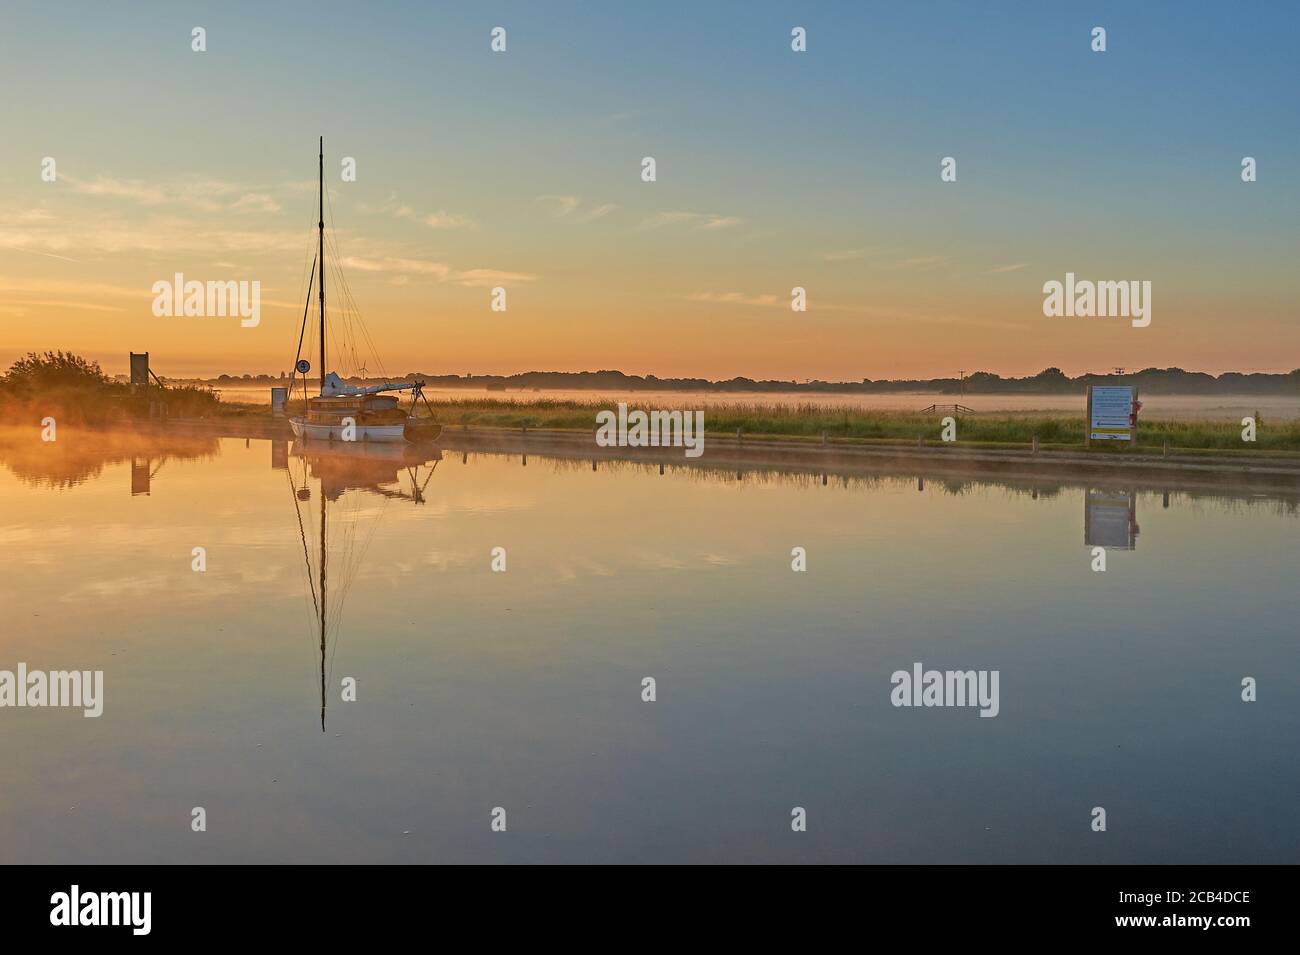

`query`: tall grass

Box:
[410,397,1300,453]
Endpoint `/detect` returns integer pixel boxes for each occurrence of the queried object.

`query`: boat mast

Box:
[318,136,326,396]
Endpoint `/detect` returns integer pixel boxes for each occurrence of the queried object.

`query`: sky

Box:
[0,1,1297,380]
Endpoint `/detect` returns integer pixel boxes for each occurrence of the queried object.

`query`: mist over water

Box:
[1,434,1296,863]
[214,383,1300,422]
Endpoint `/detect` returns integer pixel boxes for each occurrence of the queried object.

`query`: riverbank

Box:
[214,385,1300,422]
[122,414,1300,492]
[196,395,1300,453]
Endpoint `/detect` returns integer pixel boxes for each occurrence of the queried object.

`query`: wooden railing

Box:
[919,403,976,415]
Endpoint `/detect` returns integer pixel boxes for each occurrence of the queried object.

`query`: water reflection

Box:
[1085,489,1140,550]
[283,439,442,729]
[0,426,218,491]
[2,430,1298,862]
[3,425,1297,521]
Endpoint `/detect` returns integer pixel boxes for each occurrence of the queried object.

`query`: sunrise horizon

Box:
[3,3,1297,386]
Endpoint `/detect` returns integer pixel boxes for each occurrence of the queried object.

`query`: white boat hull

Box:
[289,416,409,443]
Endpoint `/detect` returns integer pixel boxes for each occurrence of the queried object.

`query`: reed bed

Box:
[412,397,1300,454]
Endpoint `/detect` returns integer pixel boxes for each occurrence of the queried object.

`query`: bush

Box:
[0,350,223,425]
[2,351,113,393]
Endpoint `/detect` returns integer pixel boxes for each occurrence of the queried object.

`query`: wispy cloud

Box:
[61,174,280,215]
[823,246,892,262]
[9,209,57,224]
[454,268,537,288]
[339,257,536,287]
[884,255,946,271]
[0,240,79,263]
[987,262,1029,273]
[63,174,169,205]
[340,257,451,279]
[639,211,743,231]
[2,299,126,313]
[231,193,282,214]
[536,195,618,222]
[358,193,475,229]
[537,195,580,217]
[0,217,323,256]
[687,291,782,307]
[420,210,475,229]
[0,276,146,312]
[0,276,150,299]
[697,215,742,230]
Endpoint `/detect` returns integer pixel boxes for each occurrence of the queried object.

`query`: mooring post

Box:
[737,427,742,443]
[821,430,827,446]
[1032,435,1039,454]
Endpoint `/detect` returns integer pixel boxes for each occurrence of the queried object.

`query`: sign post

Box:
[1086,384,1137,446]
[129,352,150,390]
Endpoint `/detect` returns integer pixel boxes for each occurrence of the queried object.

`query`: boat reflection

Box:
[283,439,442,730]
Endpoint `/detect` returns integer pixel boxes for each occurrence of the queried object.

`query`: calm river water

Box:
[1,432,1296,862]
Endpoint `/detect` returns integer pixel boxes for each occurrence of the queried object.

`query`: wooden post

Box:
[1032,435,1039,454]
[1132,386,1140,449]
[736,427,742,443]
[1085,385,1092,449]
[821,430,827,446]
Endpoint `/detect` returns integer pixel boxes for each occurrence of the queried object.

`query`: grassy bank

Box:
[404,397,1300,455]
[7,352,1296,455]
[0,351,222,426]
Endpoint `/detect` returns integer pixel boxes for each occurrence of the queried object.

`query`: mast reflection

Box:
[285,440,442,730]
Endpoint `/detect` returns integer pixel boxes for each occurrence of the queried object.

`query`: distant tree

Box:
[2,351,109,391]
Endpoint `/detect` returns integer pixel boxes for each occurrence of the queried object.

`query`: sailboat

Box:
[288,137,442,444]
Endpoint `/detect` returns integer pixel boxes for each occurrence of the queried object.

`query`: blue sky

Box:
[1,1,1296,377]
